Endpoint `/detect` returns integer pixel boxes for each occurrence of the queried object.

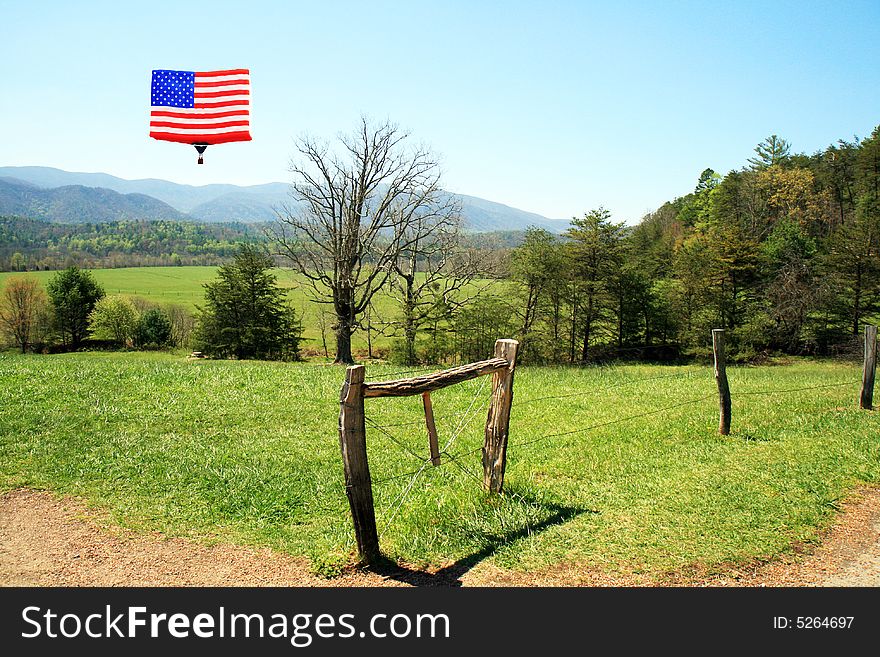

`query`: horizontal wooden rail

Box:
[362,357,510,398]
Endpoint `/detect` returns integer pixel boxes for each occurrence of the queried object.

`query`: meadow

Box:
[1,350,876,580]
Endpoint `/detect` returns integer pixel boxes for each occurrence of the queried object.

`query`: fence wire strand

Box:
[367,371,495,536]
[378,462,431,539]
[516,368,705,407]
[734,381,854,396]
[364,416,433,465]
[441,374,490,454]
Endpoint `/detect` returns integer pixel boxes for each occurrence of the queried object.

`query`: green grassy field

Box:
[1,351,876,579]
[0,266,218,307]
[0,266,410,356]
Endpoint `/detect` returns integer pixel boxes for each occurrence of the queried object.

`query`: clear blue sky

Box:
[2,0,878,223]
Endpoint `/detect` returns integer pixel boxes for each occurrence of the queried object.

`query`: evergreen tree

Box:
[823,196,880,336]
[762,220,818,350]
[814,140,859,229]
[195,244,303,360]
[565,208,625,362]
[856,126,880,197]
[134,308,172,349]
[748,135,791,169]
[508,227,560,361]
[46,266,105,347]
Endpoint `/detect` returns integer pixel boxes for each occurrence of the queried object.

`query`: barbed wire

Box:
[445,393,718,461]
[366,372,494,535]
[439,449,564,538]
[522,394,718,447]
[363,420,424,429]
[733,381,854,396]
[364,416,432,465]
[365,392,490,430]
[440,374,490,454]
[378,461,431,539]
[371,465,433,487]
[363,371,489,469]
[440,449,484,486]
[516,368,705,407]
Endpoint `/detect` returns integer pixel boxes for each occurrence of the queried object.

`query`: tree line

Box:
[496,129,879,363]
[0,217,522,274]
[0,218,266,271]
[0,267,187,353]
[271,119,879,365]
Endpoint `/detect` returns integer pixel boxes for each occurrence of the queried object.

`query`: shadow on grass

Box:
[368,492,597,587]
[736,431,776,442]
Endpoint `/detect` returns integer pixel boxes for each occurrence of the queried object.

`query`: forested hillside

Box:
[0,167,567,232]
[0,178,186,223]
[0,218,264,270]
[0,217,528,272]
[504,128,880,361]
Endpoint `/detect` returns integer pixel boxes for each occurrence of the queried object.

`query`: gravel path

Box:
[800,491,880,587]
[0,490,395,587]
[2,487,878,587]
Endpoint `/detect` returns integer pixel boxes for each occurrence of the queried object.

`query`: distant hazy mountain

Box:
[0,177,186,223]
[448,192,570,233]
[0,166,568,232]
[189,188,290,223]
[0,166,278,213]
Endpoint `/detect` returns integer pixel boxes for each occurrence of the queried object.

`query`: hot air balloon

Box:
[149,69,251,163]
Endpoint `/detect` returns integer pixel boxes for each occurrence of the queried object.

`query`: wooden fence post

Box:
[422,392,441,466]
[338,364,380,565]
[712,329,731,435]
[483,339,519,493]
[860,324,877,410]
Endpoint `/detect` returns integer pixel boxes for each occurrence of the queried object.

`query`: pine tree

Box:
[46,266,105,347]
[748,135,791,169]
[195,245,303,360]
[565,208,625,362]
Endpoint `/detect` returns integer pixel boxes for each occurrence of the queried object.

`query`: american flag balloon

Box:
[149,69,251,163]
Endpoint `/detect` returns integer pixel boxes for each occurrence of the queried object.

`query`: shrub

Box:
[134,308,172,349]
[88,295,139,347]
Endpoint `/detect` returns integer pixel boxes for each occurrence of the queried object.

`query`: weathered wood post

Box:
[483,339,519,493]
[338,364,380,565]
[712,329,731,435]
[860,324,877,410]
[422,392,441,466]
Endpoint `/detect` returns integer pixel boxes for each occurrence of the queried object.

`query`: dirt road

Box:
[2,487,878,587]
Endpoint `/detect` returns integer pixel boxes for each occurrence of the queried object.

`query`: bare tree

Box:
[273,117,460,363]
[386,212,482,364]
[0,276,48,353]
[165,303,195,349]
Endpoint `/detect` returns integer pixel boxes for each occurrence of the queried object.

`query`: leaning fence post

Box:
[338,364,380,565]
[483,338,519,493]
[712,329,731,435]
[860,324,877,411]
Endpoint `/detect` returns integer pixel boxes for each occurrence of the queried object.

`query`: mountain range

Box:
[0,166,568,233]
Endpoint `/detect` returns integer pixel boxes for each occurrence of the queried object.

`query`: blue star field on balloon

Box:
[151,70,195,108]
